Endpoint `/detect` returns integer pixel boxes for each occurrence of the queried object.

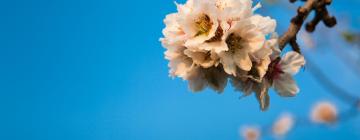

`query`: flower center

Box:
[225,33,243,52]
[272,63,283,79]
[266,59,284,81]
[195,14,213,36]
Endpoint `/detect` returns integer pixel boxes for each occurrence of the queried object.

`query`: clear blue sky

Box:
[0,0,359,140]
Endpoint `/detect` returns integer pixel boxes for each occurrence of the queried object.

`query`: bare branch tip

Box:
[323,16,337,27]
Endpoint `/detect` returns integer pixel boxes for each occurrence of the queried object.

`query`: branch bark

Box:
[279,0,336,51]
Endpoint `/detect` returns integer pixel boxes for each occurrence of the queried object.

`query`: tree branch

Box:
[279,0,336,51]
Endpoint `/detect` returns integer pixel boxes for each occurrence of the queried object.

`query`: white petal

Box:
[177,13,198,38]
[249,15,276,34]
[219,52,237,76]
[256,56,271,79]
[231,19,255,35]
[252,46,272,61]
[241,28,265,52]
[217,0,253,21]
[228,19,265,53]
[280,51,306,75]
[234,49,252,71]
[184,49,216,68]
[161,13,187,47]
[273,74,299,97]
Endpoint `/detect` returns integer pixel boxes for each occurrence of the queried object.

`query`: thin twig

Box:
[279,0,336,51]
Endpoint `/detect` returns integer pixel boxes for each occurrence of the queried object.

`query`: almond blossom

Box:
[232,49,305,110]
[271,51,306,97]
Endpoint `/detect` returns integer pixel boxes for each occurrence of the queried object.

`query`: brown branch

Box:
[279,0,336,51]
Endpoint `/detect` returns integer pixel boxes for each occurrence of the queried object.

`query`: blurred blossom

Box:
[241,126,260,140]
[310,101,338,124]
[272,113,294,137]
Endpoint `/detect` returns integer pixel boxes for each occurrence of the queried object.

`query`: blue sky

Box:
[0,0,359,139]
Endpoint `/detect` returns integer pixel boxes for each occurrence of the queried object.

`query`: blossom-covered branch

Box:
[160,0,308,111]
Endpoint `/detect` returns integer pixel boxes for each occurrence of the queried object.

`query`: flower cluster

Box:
[160,0,305,110]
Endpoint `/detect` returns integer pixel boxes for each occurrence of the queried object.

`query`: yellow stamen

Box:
[195,14,213,36]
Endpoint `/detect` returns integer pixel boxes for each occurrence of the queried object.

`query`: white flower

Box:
[176,0,220,48]
[184,49,219,68]
[161,13,187,47]
[219,12,276,76]
[193,0,255,53]
[311,101,337,124]
[241,126,260,140]
[272,113,294,137]
[272,51,305,97]
[164,46,194,78]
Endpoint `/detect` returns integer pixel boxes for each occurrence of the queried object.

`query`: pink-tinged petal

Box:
[280,51,305,75]
[242,29,265,52]
[273,74,299,97]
